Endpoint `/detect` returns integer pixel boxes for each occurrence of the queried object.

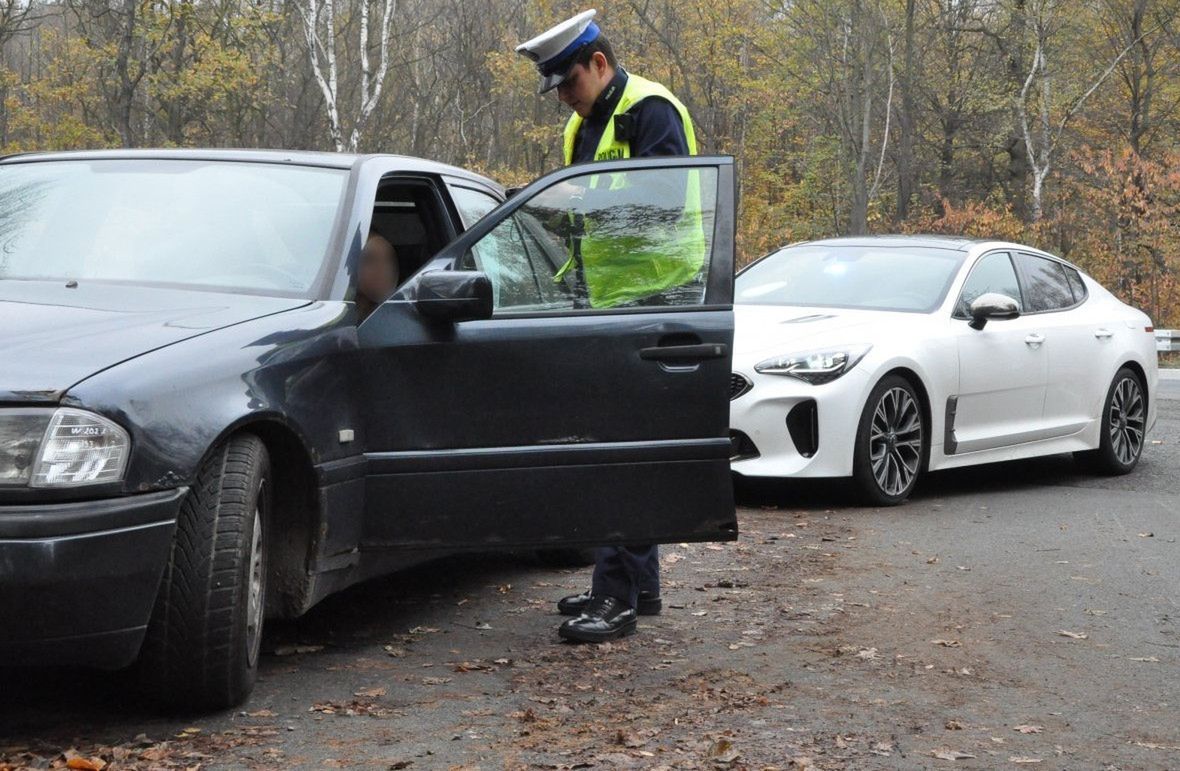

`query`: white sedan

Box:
[729,236,1158,505]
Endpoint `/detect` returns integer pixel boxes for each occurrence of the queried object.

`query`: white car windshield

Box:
[0,159,347,295]
[736,243,967,313]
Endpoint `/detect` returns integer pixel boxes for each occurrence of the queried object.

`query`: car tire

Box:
[852,375,926,506]
[534,548,598,568]
[138,433,271,712]
[1074,366,1146,476]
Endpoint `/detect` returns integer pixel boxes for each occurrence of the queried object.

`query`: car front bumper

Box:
[0,488,185,669]
[729,367,872,479]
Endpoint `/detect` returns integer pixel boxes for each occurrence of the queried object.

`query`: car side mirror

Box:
[414,270,493,323]
[968,292,1021,330]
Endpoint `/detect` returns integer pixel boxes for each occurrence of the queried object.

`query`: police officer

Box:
[515,9,698,643]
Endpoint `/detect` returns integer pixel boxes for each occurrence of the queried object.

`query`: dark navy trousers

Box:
[590,545,660,609]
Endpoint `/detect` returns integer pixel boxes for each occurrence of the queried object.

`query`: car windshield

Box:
[736,243,967,313]
[0,159,347,295]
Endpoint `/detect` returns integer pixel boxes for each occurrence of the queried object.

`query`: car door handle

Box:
[639,343,729,361]
[1094,328,1113,339]
[1024,333,1045,346]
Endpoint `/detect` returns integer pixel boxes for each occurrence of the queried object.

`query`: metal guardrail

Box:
[1158,329,1179,352]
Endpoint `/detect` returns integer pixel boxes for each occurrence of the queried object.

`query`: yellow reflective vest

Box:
[558,74,704,309]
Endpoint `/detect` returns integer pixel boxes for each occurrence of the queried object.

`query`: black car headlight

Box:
[0,408,130,488]
[753,345,872,385]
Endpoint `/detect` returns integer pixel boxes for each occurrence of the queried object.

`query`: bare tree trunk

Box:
[113,0,140,146]
[1005,0,1031,221]
[1016,0,1153,221]
[895,0,916,222]
[849,1,871,234]
[165,0,191,144]
[302,0,343,150]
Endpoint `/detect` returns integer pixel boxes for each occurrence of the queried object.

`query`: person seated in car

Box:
[356,232,400,321]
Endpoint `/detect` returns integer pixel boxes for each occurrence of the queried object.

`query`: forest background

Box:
[2,0,1177,325]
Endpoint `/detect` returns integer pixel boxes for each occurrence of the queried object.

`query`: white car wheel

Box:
[853,375,925,505]
[1075,367,1146,475]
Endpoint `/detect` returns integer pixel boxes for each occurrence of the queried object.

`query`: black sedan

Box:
[0,149,737,710]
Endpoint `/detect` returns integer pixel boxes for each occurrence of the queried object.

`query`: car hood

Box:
[734,303,929,362]
[0,281,310,402]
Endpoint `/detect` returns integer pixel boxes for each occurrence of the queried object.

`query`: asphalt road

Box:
[1,380,1177,769]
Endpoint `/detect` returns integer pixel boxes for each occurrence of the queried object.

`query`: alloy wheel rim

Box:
[246,484,265,668]
[869,387,923,496]
[1109,377,1145,465]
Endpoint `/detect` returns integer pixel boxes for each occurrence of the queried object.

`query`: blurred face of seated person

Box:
[357,233,399,320]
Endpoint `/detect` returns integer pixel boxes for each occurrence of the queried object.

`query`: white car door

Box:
[950,251,1049,454]
[1013,252,1112,439]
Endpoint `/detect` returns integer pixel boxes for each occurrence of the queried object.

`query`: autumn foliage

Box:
[0,0,1177,324]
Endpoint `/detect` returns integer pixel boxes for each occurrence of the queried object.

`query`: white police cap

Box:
[515,9,600,94]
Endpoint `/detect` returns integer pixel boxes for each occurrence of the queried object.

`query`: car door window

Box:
[1017,253,1077,312]
[1063,265,1088,304]
[451,189,560,310]
[450,185,501,229]
[516,211,575,307]
[466,215,563,310]
[458,165,719,314]
[370,179,454,286]
[955,251,1022,318]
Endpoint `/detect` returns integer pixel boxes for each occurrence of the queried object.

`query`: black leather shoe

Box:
[558,596,638,643]
[557,590,662,617]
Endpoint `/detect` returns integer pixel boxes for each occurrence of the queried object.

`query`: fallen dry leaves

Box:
[309,698,395,718]
[706,737,740,765]
[2,728,263,771]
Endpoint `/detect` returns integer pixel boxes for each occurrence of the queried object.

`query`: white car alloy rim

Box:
[870,387,923,496]
[1109,377,1145,466]
[246,485,265,668]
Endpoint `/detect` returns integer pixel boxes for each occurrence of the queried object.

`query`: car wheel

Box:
[1075,367,1146,476]
[852,375,925,506]
[139,433,271,711]
[534,548,598,568]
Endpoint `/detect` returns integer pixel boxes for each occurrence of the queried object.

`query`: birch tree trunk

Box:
[1016,1,1152,221]
[302,0,396,152]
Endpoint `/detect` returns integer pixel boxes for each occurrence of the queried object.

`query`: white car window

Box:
[1063,266,1088,304]
[738,244,965,313]
[1017,253,1077,313]
[955,252,1023,317]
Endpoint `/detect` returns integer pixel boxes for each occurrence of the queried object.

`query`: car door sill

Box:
[952,421,1090,454]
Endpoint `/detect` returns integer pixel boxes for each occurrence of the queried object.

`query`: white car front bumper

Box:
[729,366,873,479]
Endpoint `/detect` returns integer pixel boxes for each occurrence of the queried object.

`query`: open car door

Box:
[358,156,738,552]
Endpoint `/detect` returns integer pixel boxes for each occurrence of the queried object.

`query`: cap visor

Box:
[538,70,568,94]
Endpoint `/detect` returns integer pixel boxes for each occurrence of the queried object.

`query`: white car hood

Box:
[734,304,930,362]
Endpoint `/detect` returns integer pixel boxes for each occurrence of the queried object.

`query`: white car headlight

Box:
[754,344,872,385]
[0,408,130,488]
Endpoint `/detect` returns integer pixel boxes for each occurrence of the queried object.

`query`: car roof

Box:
[761,235,1085,276]
[0,147,501,191]
[796,234,983,251]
